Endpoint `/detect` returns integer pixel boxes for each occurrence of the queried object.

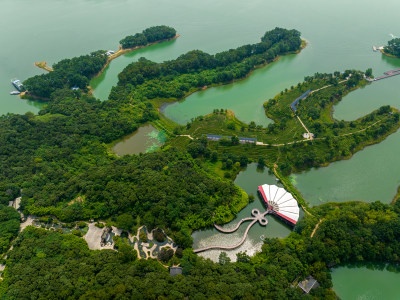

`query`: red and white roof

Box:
[258,184,299,225]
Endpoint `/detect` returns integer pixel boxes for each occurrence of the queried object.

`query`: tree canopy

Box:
[2,200,400,298]
[111,27,303,102]
[119,25,177,49]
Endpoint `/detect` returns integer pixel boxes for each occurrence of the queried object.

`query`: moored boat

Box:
[11,78,25,92]
[10,91,20,95]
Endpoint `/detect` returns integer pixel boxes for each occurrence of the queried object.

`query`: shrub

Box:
[139,230,148,243]
[158,247,174,262]
[153,228,166,243]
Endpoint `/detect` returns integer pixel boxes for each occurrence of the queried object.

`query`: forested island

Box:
[383,38,400,57]
[23,26,179,99]
[1,26,400,298]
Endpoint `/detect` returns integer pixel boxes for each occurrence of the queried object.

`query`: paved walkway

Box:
[84,223,116,250]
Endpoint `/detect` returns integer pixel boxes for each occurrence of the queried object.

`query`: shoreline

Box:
[380,48,400,59]
[19,91,50,102]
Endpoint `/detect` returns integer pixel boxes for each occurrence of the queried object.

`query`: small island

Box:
[381,37,400,58]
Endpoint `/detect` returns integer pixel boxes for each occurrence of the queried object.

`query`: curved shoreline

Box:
[158,39,308,116]
[380,49,400,59]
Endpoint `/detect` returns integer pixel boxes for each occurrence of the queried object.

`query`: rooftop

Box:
[169,267,183,277]
[290,89,312,112]
[297,276,319,294]
[206,134,257,143]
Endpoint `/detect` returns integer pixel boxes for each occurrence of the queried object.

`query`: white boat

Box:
[11,78,25,91]
[10,91,20,95]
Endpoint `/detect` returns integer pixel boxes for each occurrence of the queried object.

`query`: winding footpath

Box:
[310,218,324,238]
[194,209,269,253]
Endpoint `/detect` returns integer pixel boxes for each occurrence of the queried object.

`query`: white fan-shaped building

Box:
[258,184,299,225]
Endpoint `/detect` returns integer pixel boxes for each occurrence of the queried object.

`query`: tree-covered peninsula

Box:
[172,70,400,176]
[111,27,303,101]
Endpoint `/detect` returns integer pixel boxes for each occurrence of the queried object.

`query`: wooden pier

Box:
[373,68,400,81]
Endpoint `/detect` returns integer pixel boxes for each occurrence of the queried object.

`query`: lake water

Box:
[331,264,400,300]
[192,164,296,262]
[112,124,165,156]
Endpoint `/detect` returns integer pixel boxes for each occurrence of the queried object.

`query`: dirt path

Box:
[296,116,313,139]
[311,219,324,238]
[178,134,194,140]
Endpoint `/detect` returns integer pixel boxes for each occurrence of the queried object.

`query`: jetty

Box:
[372,46,384,52]
[373,68,400,81]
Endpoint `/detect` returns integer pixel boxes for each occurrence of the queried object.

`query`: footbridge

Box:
[193,209,270,253]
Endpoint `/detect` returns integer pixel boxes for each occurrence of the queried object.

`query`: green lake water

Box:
[331,264,400,300]
[192,164,295,262]
[112,124,165,156]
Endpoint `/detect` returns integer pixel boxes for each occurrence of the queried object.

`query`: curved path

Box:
[194,209,269,253]
[214,217,254,233]
[194,219,258,253]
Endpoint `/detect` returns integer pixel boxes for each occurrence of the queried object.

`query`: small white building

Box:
[106,50,116,56]
[303,132,314,139]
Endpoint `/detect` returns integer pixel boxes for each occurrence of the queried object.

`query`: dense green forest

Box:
[119,25,177,49]
[384,38,400,57]
[0,205,20,255]
[23,51,108,98]
[1,201,400,298]
[110,27,302,102]
[0,93,247,248]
